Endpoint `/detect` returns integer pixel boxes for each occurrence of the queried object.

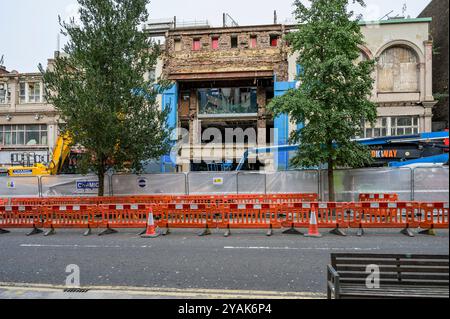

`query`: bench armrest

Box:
[327,264,341,299]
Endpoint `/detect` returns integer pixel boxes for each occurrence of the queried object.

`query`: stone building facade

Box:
[0,60,59,167]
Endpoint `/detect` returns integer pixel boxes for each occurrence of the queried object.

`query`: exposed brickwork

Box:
[163,25,288,81]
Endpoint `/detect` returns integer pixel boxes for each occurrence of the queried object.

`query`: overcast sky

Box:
[0,0,431,72]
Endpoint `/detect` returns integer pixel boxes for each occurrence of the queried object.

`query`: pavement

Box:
[0,227,448,299]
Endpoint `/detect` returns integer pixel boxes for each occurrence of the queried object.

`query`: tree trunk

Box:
[328,157,335,202]
[98,168,105,197]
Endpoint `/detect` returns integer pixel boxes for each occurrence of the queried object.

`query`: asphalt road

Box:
[0,227,448,298]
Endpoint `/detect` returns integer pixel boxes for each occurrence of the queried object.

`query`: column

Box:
[424,40,434,101]
[257,86,266,146]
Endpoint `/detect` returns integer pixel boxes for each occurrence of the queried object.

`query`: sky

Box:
[0,0,432,72]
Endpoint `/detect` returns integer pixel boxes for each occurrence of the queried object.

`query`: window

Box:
[250,36,257,48]
[0,124,48,146]
[377,46,419,93]
[193,38,201,51]
[231,36,238,48]
[270,35,279,47]
[28,82,41,103]
[19,83,26,103]
[198,87,258,115]
[391,116,419,136]
[211,37,219,50]
[365,117,388,138]
[0,82,8,104]
[364,117,419,138]
[174,38,182,51]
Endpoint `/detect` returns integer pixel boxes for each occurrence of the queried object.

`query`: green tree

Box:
[268,0,377,201]
[39,0,171,196]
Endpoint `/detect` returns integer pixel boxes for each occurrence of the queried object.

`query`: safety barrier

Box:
[0,205,43,235]
[154,204,220,234]
[419,202,449,230]
[42,205,98,236]
[358,193,399,202]
[1,201,448,237]
[218,203,282,233]
[98,204,149,235]
[8,193,318,206]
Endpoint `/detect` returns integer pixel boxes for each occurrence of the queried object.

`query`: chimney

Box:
[274,10,278,24]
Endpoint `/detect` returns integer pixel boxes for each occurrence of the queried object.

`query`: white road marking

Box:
[20,244,151,249]
[224,246,380,251]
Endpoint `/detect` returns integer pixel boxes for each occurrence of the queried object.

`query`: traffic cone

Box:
[304,210,322,238]
[141,210,160,238]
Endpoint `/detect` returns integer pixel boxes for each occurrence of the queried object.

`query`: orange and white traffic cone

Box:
[304,210,322,238]
[141,210,160,238]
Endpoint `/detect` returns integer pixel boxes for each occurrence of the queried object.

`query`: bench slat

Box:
[334,260,449,267]
[332,253,448,260]
[335,266,449,273]
[339,278,449,286]
[337,272,448,280]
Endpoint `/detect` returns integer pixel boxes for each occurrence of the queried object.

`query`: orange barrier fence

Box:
[99,204,149,230]
[1,201,448,236]
[218,203,282,230]
[420,202,449,230]
[0,205,43,235]
[155,204,220,230]
[359,193,399,202]
[8,193,318,206]
[43,205,98,233]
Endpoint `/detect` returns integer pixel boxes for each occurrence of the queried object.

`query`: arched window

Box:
[377,46,419,92]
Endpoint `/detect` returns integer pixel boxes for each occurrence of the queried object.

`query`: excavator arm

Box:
[6,133,72,176]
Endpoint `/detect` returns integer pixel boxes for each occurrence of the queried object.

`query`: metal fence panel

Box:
[237,172,266,194]
[0,176,40,198]
[111,174,186,195]
[41,175,110,197]
[320,168,413,202]
[188,172,238,195]
[266,170,319,194]
[413,167,449,201]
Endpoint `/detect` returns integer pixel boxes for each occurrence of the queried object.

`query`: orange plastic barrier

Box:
[0,205,43,234]
[98,204,150,230]
[42,205,98,233]
[9,198,45,206]
[348,202,420,229]
[359,193,399,202]
[154,203,220,230]
[218,203,282,230]
[1,200,448,236]
[419,202,449,230]
[9,193,319,206]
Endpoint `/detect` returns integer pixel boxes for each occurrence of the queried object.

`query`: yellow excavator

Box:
[3,134,72,177]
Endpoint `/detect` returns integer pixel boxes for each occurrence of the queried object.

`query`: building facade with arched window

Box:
[287,18,436,140]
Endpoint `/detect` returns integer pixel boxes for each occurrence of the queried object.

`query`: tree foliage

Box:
[39,0,171,196]
[268,0,377,200]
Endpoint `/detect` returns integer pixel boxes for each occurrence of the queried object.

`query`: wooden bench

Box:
[327,253,449,299]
